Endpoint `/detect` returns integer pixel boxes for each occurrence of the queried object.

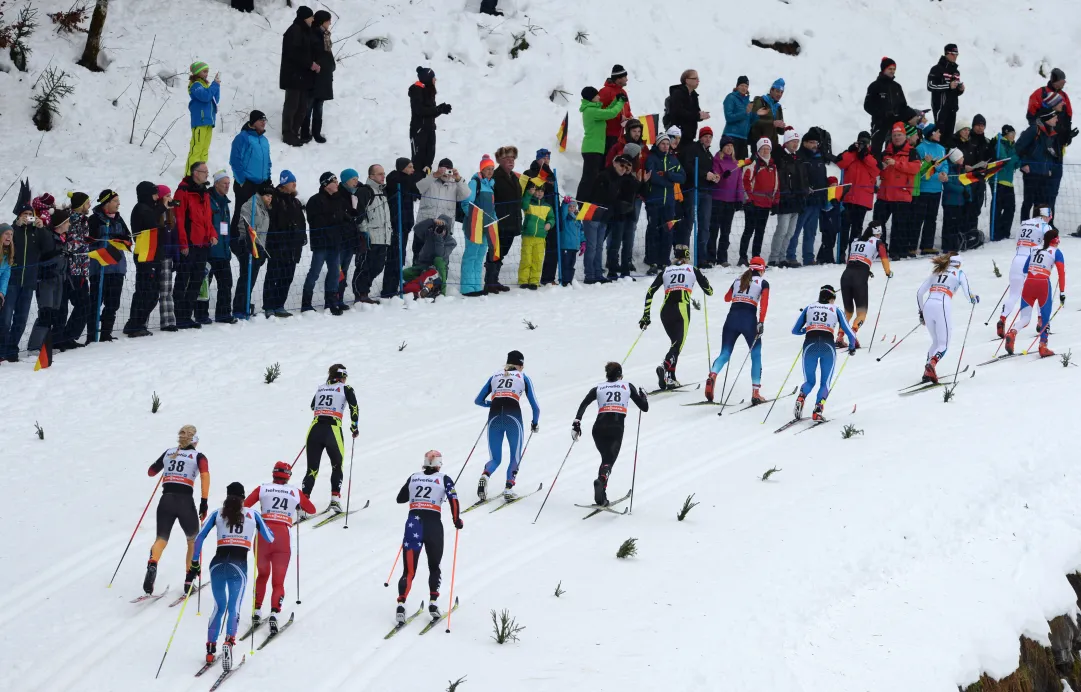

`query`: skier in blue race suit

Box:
[473,349,540,502]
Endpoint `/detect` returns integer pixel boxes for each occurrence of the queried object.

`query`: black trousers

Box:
[740,206,769,259]
[915,192,941,251]
[410,127,436,173]
[194,258,233,321]
[125,261,158,332]
[840,205,869,256]
[592,423,625,488]
[660,296,689,373]
[577,153,605,202]
[1020,173,1050,221]
[58,276,90,346]
[155,492,199,541]
[232,245,265,315]
[484,232,517,286]
[381,230,405,297]
[262,258,297,312]
[816,206,841,264]
[541,226,559,284]
[88,272,124,341]
[397,511,444,601]
[840,263,871,320]
[730,137,749,161]
[992,185,1015,240]
[281,89,309,140]
[302,421,345,496]
[963,183,985,237]
[873,200,912,255]
[174,246,210,323]
[354,244,388,297]
[936,111,957,148]
[710,200,739,264]
[941,205,964,252]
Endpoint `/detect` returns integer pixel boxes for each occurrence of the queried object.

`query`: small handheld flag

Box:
[576,202,601,222]
[958,159,1008,186]
[466,204,485,244]
[487,220,501,261]
[737,158,754,168]
[34,334,52,371]
[639,114,659,146]
[557,113,568,153]
[88,239,130,266]
[826,185,845,202]
[134,228,159,262]
[247,224,260,259]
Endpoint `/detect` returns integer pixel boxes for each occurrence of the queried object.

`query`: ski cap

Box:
[507,350,525,367]
[949,254,963,267]
[749,256,766,271]
[226,482,245,498]
[423,450,443,470]
[272,461,292,481]
[1039,206,1052,220]
[820,284,837,298]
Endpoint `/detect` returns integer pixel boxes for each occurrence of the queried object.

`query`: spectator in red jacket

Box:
[598,64,633,152]
[173,161,219,329]
[739,138,778,263]
[1026,68,1072,124]
[836,130,880,252]
[873,123,922,258]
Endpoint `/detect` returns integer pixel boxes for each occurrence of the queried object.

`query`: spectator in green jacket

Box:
[990,124,1025,240]
[577,86,626,203]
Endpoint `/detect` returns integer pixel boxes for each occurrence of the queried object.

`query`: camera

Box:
[167,200,181,208]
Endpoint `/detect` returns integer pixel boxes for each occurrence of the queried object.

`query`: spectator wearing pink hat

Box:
[156,184,180,331]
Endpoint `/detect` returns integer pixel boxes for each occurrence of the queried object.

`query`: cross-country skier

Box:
[1005,230,1064,357]
[916,253,979,383]
[190,482,274,671]
[838,220,893,349]
[143,424,210,596]
[639,244,713,390]
[998,206,1052,337]
[395,450,463,624]
[791,285,857,421]
[242,462,316,634]
[301,364,359,516]
[474,350,540,501]
[705,256,769,403]
[572,362,650,506]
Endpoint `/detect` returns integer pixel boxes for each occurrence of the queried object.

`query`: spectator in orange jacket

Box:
[836,130,880,252]
[873,123,922,258]
[598,64,633,152]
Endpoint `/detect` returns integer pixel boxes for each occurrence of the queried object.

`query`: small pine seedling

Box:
[509,32,530,59]
[398,340,407,352]
[992,259,1002,278]
[1062,349,1072,367]
[446,676,467,692]
[676,493,699,521]
[760,466,781,481]
[522,319,537,330]
[490,609,525,644]
[574,31,589,44]
[616,537,638,559]
[553,581,565,597]
[34,421,44,440]
[840,424,863,439]
[264,362,281,384]
[151,391,161,413]
[942,386,956,403]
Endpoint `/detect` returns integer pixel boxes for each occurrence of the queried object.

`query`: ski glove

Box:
[351,424,359,438]
[571,420,581,441]
[453,517,464,530]
[756,321,764,335]
[189,560,200,576]
[639,316,650,329]
[1061,292,1067,306]
[886,271,894,279]
[199,498,209,521]
[638,386,648,399]
[531,422,539,433]
[970,294,980,305]
[919,311,925,325]
[722,169,732,179]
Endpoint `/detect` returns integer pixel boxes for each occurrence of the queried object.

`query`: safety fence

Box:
[3,162,1079,357]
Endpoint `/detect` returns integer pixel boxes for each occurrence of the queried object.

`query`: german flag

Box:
[88,239,129,266]
[134,228,158,262]
[826,185,845,202]
[665,219,679,231]
[737,158,754,168]
[576,202,600,222]
[957,159,1008,186]
[639,114,659,145]
[557,112,568,153]
[247,224,260,259]
[923,154,949,180]
[486,220,501,261]
[34,335,51,371]
[466,204,485,244]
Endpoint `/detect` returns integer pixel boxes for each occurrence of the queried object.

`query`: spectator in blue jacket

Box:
[195,170,236,324]
[558,197,584,286]
[914,123,948,253]
[1015,109,1059,220]
[940,154,970,251]
[229,109,272,236]
[644,133,686,273]
[186,61,221,175]
[722,76,767,160]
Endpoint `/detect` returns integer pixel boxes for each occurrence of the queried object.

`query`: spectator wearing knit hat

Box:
[989,125,1023,240]
[959,113,993,237]
[643,131,686,273]
[280,6,318,146]
[723,75,767,160]
[26,208,70,355]
[460,155,497,296]
[229,109,272,236]
[709,136,744,266]
[836,131,879,254]
[235,182,273,317]
[927,44,963,147]
[54,191,92,350]
[186,60,221,174]
[303,172,350,314]
[749,79,786,151]
[577,85,626,204]
[597,65,633,153]
[679,126,719,266]
[304,10,335,144]
[338,167,365,304]
[86,189,131,343]
[0,203,47,360]
[382,157,424,298]
[1015,109,1059,221]
[768,128,807,267]
[124,181,162,336]
[263,170,306,317]
[198,170,236,324]
[409,66,451,173]
[863,57,909,155]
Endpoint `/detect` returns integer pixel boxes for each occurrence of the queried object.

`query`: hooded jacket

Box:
[645,146,686,213]
[722,89,758,140]
[1015,121,1059,176]
[742,156,779,209]
[8,219,46,287]
[267,189,307,263]
[520,189,554,239]
[229,123,272,185]
[359,178,393,246]
[836,147,880,210]
[416,174,471,227]
[414,214,458,265]
[175,176,217,249]
[604,119,650,172]
[665,83,702,141]
[130,182,162,263]
[280,16,314,91]
[580,97,626,154]
[188,78,220,128]
[462,173,496,234]
[877,140,922,202]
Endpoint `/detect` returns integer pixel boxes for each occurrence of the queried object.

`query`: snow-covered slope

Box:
[4,239,1081,692]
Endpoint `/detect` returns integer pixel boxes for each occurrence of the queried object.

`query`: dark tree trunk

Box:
[77,0,107,72]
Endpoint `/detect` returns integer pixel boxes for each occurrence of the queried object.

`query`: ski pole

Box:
[761,344,803,424]
[828,352,852,393]
[108,474,163,587]
[445,529,460,633]
[343,438,356,529]
[532,440,576,524]
[983,284,1010,325]
[251,537,258,655]
[946,303,977,396]
[383,544,403,587]
[287,444,306,470]
[719,336,759,415]
[453,420,489,484]
[865,275,891,355]
[703,293,712,371]
[197,572,201,616]
[1021,304,1063,355]
[628,409,642,515]
[154,578,199,678]
[622,328,645,365]
[875,322,921,362]
[295,520,302,604]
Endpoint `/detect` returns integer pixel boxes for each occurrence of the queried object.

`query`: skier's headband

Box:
[820,285,837,298]
[1039,207,1052,219]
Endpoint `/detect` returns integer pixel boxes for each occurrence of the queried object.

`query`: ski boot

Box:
[655,365,667,391]
[663,363,680,389]
[205,642,216,665]
[835,334,847,350]
[395,604,406,624]
[705,372,717,402]
[996,316,1006,339]
[477,473,489,501]
[1004,329,1017,355]
[593,478,609,507]
[750,386,767,406]
[429,602,442,622]
[143,559,158,595]
[1039,342,1055,358]
[328,493,343,514]
[222,636,235,671]
[268,611,279,635]
[297,508,309,522]
[811,400,826,422]
[251,610,263,630]
[922,357,939,384]
[793,393,806,419]
[502,483,517,502]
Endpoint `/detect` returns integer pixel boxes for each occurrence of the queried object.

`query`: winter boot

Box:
[477,473,489,501]
[328,493,343,514]
[395,604,406,624]
[1039,342,1055,358]
[429,602,442,622]
[301,289,315,312]
[593,478,609,506]
[704,372,717,402]
[996,316,1006,339]
[205,642,216,665]
[923,357,939,384]
[268,611,279,635]
[222,636,235,671]
[329,303,344,316]
[750,386,767,405]
[811,400,826,421]
[655,365,667,391]
[1005,329,1017,355]
[100,317,115,342]
[357,294,381,305]
[326,292,343,315]
[143,560,158,595]
[793,393,806,419]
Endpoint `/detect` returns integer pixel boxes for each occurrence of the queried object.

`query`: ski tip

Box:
[363,499,371,509]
